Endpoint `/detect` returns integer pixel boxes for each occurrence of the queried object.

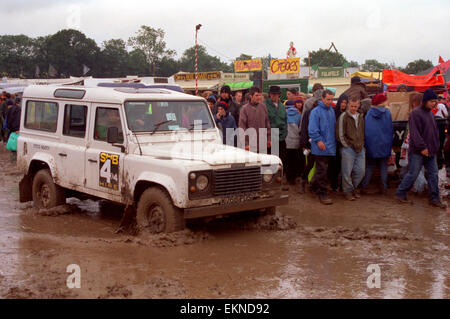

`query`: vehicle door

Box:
[85,105,126,198]
[56,103,89,189]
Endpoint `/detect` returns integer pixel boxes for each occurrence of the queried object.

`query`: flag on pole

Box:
[48,64,58,77]
[34,65,40,78]
[439,56,445,64]
[82,64,90,76]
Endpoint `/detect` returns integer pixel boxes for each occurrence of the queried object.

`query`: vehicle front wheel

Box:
[136,187,185,234]
[32,169,66,209]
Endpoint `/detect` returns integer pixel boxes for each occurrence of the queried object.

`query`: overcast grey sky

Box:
[1,0,449,67]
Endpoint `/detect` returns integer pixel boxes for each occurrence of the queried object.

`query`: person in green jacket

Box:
[265,85,289,190]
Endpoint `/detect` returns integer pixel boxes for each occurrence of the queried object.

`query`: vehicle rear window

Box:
[63,104,87,138]
[24,101,58,132]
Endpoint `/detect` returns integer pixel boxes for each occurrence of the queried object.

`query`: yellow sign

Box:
[234,59,262,72]
[270,58,300,74]
[174,72,221,81]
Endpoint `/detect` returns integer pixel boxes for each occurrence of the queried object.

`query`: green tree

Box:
[400,59,433,74]
[157,56,180,77]
[98,39,129,77]
[303,49,348,67]
[0,34,36,77]
[361,59,390,72]
[235,53,252,61]
[348,60,359,68]
[127,49,150,76]
[178,45,232,73]
[127,25,176,76]
[46,29,100,77]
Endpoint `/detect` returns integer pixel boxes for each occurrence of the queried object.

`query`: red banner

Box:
[383,69,445,87]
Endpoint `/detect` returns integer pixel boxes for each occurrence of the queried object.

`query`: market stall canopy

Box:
[351,72,383,81]
[176,80,221,91]
[224,81,254,91]
[384,59,450,92]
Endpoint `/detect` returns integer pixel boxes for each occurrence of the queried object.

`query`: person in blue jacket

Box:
[308,89,336,205]
[360,93,393,194]
[214,101,237,146]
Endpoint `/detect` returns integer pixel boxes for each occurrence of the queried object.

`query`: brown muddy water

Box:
[0,147,448,299]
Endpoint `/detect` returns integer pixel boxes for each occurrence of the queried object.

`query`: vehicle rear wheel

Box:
[32,169,66,209]
[136,187,185,233]
[261,206,276,216]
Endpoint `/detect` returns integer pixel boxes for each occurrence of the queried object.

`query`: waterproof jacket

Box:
[265,98,287,142]
[6,105,21,134]
[214,112,237,145]
[239,102,271,149]
[308,101,337,156]
[364,106,393,158]
[286,106,301,149]
[336,111,365,152]
[213,98,239,125]
[299,106,315,150]
[408,105,440,156]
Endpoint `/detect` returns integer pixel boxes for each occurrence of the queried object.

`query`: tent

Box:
[351,71,383,81]
[383,59,450,92]
[224,81,254,91]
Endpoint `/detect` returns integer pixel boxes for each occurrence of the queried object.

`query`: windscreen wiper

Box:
[151,120,175,135]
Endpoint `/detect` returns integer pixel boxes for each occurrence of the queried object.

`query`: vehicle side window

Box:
[94,107,124,143]
[24,101,58,132]
[63,104,87,138]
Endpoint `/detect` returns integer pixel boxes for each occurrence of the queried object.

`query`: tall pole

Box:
[195,24,202,96]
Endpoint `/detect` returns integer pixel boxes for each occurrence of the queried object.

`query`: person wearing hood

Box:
[308,90,337,205]
[360,93,393,195]
[343,77,368,101]
[213,85,240,124]
[329,93,349,192]
[334,94,349,120]
[285,99,304,185]
[395,89,446,208]
[214,101,237,146]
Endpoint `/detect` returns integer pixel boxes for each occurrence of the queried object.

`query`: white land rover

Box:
[17,85,288,233]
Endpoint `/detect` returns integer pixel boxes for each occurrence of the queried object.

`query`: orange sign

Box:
[270,58,300,74]
[234,59,262,72]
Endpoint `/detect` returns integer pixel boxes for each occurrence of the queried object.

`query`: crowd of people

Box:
[206,78,450,208]
[0,91,22,162]
[2,81,450,209]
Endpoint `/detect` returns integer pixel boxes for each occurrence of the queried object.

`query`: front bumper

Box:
[183,194,289,219]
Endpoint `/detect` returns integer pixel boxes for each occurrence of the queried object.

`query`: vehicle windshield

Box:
[124,100,214,133]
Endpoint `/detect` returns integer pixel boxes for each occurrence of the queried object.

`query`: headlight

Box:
[263,171,273,183]
[196,175,209,191]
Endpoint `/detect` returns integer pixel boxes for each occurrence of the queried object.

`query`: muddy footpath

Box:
[0,147,448,299]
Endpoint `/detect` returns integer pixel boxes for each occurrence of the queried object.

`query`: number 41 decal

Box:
[99,152,119,190]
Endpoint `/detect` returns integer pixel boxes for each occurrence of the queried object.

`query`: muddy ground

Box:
[0,147,448,299]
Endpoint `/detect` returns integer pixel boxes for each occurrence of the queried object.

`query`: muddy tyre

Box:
[136,187,185,234]
[32,169,66,209]
[263,206,276,216]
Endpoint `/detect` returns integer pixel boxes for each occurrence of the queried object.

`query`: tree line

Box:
[0,26,434,79]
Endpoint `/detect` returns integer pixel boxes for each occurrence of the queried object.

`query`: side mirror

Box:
[107,127,119,144]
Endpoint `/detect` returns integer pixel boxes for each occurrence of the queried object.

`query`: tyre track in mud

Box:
[0,146,448,298]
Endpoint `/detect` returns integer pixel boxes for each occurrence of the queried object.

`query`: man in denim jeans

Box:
[336,96,365,200]
[395,89,446,208]
[361,94,393,195]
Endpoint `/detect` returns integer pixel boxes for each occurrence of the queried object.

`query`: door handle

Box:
[58,153,67,157]
[88,159,98,163]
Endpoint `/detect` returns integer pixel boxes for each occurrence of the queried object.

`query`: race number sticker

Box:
[99,152,119,190]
